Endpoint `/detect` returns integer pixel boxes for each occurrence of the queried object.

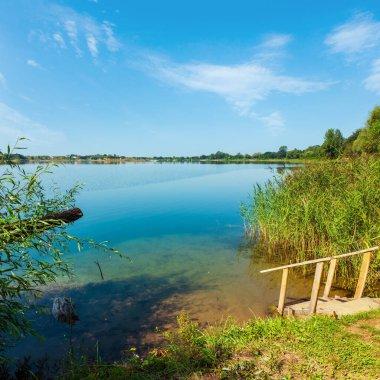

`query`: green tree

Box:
[343,129,362,155]
[210,151,229,160]
[353,106,380,154]
[302,145,321,159]
[277,146,288,159]
[286,149,302,159]
[321,128,345,159]
[0,141,120,359]
[252,152,262,159]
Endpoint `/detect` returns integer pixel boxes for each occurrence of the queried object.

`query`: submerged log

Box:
[41,208,83,224]
[52,297,80,325]
[1,207,83,244]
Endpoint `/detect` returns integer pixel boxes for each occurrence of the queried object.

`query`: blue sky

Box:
[0,0,379,156]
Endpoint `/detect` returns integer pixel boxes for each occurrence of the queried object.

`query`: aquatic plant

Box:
[241,156,380,292]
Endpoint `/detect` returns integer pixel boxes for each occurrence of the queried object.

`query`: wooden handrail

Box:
[260,246,379,316]
[260,246,379,273]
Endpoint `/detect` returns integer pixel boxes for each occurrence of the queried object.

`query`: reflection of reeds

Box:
[241,156,380,293]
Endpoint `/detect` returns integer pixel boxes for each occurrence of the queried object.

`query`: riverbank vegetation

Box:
[241,156,380,292]
[4,309,379,379]
[241,106,380,292]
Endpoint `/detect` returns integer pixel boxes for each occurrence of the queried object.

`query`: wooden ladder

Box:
[260,246,379,315]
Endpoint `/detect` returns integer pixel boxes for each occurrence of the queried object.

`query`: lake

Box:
[9,162,316,362]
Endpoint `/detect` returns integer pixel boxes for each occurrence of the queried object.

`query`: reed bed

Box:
[241,156,380,292]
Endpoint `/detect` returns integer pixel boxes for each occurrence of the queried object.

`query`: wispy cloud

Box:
[53,32,67,49]
[256,111,285,132]
[142,54,331,130]
[32,4,121,59]
[260,34,293,49]
[27,59,40,68]
[63,19,81,55]
[86,34,98,57]
[19,94,34,103]
[102,21,119,52]
[364,59,380,95]
[325,12,380,60]
[0,102,64,144]
[0,72,6,89]
[326,12,380,95]
[254,33,293,62]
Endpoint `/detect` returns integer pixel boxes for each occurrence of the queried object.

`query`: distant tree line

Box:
[154,105,380,162]
[318,105,379,159]
[2,106,379,164]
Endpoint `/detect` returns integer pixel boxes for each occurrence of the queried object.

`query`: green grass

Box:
[48,308,380,379]
[4,303,379,380]
[241,156,380,292]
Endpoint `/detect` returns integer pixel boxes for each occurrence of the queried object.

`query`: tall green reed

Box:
[242,156,380,292]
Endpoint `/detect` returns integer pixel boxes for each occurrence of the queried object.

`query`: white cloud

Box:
[364,59,380,95]
[64,19,81,55]
[45,5,121,58]
[253,34,293,62]
[257,111,285,132]
[27,59,40,68]
[86,34,98,57]
[19,94,34,103]
[326,12,380,95]
[325,12,380,59]
[53,33,67,49]
[143,54,331,129]
[0,72,6,88]
[102,21,120,52]
[260,34,293,49]
[0,102,63,144]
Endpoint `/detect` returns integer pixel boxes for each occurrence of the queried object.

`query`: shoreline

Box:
[0,158,314,165]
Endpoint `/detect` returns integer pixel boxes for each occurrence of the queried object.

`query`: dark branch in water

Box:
[1,207,83,244]
[41,207,83,224]
[94,260,104,280]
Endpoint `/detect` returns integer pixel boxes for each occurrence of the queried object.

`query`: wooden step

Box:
[283,297,380,318]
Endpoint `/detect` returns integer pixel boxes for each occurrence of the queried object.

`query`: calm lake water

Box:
[10,163,318,362]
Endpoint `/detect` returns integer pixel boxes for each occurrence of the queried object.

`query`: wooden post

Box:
[323,258,337,299]
[278,268,289,315]
[354,251,372,299]
[309,262,323,315]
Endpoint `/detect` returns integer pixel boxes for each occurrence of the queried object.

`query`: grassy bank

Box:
[241,156,380,292]
[8,308,377,379]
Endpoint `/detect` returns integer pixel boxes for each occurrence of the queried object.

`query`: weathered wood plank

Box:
[323,258,337,298]
[354,251,372,299]
[284,297,380,317]
[260,246,378,274]
[278,268,289,315]
[309,262,324,315]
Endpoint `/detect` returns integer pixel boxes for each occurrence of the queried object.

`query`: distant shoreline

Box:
[0,157,314,165]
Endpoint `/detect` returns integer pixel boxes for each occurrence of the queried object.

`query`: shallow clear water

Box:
[9,163,320,362]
